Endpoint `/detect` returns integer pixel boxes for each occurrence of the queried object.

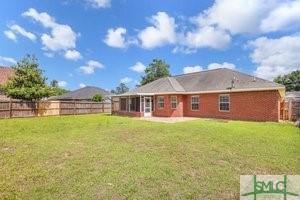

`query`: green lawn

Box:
[0,114,299,199]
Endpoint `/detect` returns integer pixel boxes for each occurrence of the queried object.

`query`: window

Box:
[191,96,199,110]
[171,96,177,109]
[219,94,230,111]
[157,96,164,109]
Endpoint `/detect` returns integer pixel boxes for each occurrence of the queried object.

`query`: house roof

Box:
[49,86,112,100]
[120,68,284,96]
[0,66,14,85]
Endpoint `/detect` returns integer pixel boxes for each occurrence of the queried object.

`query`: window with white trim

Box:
[157,96,164,109]
[171,96,177,109]
[219,94,230,111]
[191,96,199,110]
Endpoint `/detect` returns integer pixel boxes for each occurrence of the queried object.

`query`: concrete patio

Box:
[139,117,198,123]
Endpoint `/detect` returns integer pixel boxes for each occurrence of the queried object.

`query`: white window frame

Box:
[171,96,177,109]
[191,95,199,111]
[157,96,164,109]
[219,94,230,112]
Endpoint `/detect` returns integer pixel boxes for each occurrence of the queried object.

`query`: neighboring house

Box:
[113,68,285,122]
[0,66,14,101]
[49,86,112,102]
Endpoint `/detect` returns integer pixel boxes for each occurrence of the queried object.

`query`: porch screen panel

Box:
[120,98,127,111]
[136,97,140,112]
[130,97,136,111]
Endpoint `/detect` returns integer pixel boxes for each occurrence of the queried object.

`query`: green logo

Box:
[240,175,300,200]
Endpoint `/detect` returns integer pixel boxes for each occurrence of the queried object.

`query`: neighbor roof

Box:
[49,86,112,100]
[0,66,14,85]
[121,68,284,96]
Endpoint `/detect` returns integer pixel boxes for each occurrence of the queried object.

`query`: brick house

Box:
[113,68,285,122]
[0,66,14,100]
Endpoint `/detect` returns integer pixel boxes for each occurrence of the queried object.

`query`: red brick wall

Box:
[183,91,281,122]
[115,90,281,122]
[153,94,184,117]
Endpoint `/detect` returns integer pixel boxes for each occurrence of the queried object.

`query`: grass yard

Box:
[0,114,299,199]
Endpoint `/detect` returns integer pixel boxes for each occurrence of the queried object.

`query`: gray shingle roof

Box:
[123,76,185,95]
[49,86,112,100]
[121,68,284,96]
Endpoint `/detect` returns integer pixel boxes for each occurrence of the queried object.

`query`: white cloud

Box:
[4,30,17,41]
[79,60,104,74]
[64,50,82,61]
[207,62,236,70]
[184,26,231,50]
[138,12,177,49]
[86,0,111,8]
[23,8,77,52]
[260,0,300,32]
[58,80,67,87]
[196,0,278,34]
[0,56,17,65]
[104,27,127,48]
[193,0,300,35]
[8,24,36,41]
[41,25,77,51]
[79,83,86,88]
[22,8,57,28]
[248,35,300,80]
[183,65,203,74]
[120,77,132,84]
[130,62,146,73]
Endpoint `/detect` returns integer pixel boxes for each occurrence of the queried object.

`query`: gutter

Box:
[112,87,285,97]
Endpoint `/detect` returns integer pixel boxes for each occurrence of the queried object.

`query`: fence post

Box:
[102,102,104,113]
[9,100,12,118]
[73,101,76,115]
[36,101,39,117]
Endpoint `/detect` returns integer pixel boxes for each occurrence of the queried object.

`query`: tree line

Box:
[1,55,171,101]
[2,54,298,102]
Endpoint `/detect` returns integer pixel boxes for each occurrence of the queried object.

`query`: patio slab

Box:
[140,117,198,123]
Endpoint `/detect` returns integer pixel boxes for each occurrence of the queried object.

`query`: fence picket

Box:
[0,100,111,119]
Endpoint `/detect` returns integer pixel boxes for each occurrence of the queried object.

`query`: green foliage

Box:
[92,93,103,102]
[274,70,300,91]
[50,79,69,96]
[3,55,53,101]
[112,83,129,94]
[140,59,171,85]
[50,80,59,87]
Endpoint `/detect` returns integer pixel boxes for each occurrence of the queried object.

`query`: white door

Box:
[144,97,152,117]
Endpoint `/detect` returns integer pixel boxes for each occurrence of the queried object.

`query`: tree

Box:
[113,83,129,94]
[3,55,53,101]
[50,80,59,88]
[92,93,103,102]
[140,59,171,85]
[274,70,300,91]
[50,79,69,96]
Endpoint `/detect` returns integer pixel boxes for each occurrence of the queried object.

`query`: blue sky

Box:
[0,0,299,91]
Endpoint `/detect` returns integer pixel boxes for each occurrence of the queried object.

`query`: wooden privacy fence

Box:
[0,100,111,119]
[281,99,300,121]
